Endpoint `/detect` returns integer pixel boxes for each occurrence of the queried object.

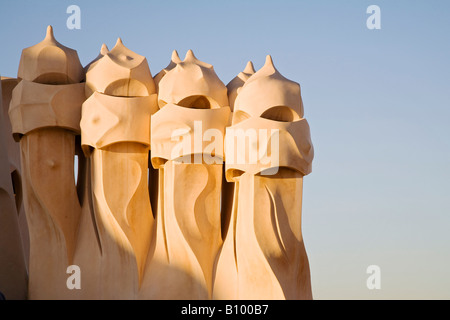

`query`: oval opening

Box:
[260,106,300,122]
[177,95,219,109]
[104,79,148,97]
[226,169,245,182]
[33,73,70,85]
[232,110,251,125]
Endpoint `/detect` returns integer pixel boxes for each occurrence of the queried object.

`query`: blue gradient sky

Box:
[1,0,449,299]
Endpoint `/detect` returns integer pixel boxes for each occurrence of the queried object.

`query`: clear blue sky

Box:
[1,0,449,299]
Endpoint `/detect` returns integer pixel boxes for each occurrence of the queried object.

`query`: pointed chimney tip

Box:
[171,50,181,63]
[100,43,109,55]
[184,49,196,61]
[244,61,256,74]
[265,55,274,66]
[116,37,123,46]
[45,25,55,40]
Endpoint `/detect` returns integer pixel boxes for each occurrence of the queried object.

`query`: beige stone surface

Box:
[17,26,84,84]
[141,50,230,299]
[81,37,158,294]
[225,116,313,180]
[226,61,255,111]
[153,50,181,91]
[0,75,28,300]
[214,55,314,300]
[9,80,85,141]
[157,50,228,109]
[8,26,86,299]
[233,55,304,122]
[3,26,314,300]
[1,78,20,174]
[84,43,109,74]
[0,77,29,267]
[81,92,157,154]
[85,38,156,98]
[150,103,230,168]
